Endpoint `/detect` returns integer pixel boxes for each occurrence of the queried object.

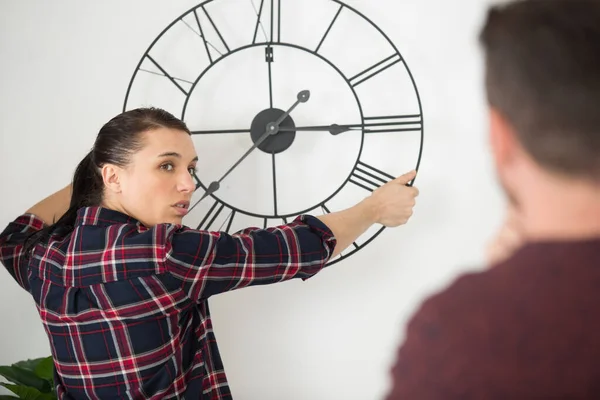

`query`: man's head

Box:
[480,0,600,204]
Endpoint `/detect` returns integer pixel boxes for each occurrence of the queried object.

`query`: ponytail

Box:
[24,151,103,255]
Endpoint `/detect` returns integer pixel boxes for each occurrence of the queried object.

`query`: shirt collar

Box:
[75,206,141,227]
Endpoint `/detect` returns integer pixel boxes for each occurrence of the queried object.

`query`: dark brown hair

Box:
[479,0,600,180]
[25,107,190,253]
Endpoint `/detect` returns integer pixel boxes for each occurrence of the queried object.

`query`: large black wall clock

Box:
[123,0,424,265]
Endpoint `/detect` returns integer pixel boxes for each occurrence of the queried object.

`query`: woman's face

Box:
[108,127,198,226]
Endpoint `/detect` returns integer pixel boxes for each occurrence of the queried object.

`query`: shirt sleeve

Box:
[164,215,336,301]
[0,213,47,290]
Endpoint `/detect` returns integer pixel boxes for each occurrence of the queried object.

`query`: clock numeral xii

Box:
[254,0,281,43]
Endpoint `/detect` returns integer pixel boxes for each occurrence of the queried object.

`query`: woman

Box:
[0,107,418,399]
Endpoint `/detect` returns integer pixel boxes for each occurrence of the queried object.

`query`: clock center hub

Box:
[250,108,296,154]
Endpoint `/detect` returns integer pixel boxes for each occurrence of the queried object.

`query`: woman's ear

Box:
[101,164,122,194]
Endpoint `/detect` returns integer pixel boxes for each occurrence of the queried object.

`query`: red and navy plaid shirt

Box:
[0,206,336,399]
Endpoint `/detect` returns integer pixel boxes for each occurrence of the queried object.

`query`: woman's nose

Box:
[179,172,196,193]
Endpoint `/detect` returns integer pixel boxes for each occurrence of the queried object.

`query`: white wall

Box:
[0,1,506,399]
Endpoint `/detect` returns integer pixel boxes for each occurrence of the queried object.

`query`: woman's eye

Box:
[161,163,174,171]
[188,167,197,175]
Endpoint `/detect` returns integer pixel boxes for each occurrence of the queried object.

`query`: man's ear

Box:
[101,164,122,194]
[489,107,519,169]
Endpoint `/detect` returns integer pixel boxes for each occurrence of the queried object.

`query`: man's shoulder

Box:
[417,263,512,316]
[387,240,600,399]
[410,249,541,333]
[415,238,600,331]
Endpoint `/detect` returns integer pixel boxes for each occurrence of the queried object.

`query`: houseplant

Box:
[0,356,56,399]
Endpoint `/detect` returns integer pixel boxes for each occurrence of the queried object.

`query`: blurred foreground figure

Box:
[386,0,600,398]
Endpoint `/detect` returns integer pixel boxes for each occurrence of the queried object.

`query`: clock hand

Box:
[191,123,357,136]
[278,115,423,135]
[190,90,310,135]
[190,128,251,135]
[273,89,310,124]
[277,124,362,135]
[189,90,310,212]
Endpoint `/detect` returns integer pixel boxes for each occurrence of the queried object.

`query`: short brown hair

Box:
[480,0,600,180]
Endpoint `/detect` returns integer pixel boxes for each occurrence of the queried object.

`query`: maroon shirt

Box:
[387,237,600,399]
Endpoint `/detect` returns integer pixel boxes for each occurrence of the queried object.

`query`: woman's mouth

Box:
[172,201,190,216]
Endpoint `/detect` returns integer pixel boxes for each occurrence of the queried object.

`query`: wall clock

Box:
[122,0,424,265]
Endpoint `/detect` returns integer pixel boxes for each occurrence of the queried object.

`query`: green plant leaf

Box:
[10,359,46,373]
[0,396,20,399]
[0,384,55,400]
[32,359,53,384]
[0,367,51,393]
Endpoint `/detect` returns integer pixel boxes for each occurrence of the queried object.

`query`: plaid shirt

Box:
[0,206,336,399]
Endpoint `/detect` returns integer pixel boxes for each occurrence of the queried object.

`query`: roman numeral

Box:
[262,217,291,229]
[349,161,395,192]
[349,54,402,87]
[251,0,279,44]
[192,6,230,64]
[270,0,281,43]
[362,114,422,133]
[315,4,343,53]
[144,55,190,96]
[192,173,203,191]
[197,201,235,233]
[222,211,236,233]
[253,0,266,44]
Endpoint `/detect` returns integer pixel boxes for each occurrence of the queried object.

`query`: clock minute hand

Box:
[206,89,310,189]
[189,90,311,210]
[274,89,310,124]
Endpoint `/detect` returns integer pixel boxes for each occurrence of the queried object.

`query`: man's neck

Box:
[519,174,600,243]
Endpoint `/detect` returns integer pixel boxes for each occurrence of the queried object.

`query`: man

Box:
[386,0,600,398]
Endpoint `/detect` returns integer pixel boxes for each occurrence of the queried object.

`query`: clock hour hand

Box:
[277,124,361,135]
[190,90,310,209]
